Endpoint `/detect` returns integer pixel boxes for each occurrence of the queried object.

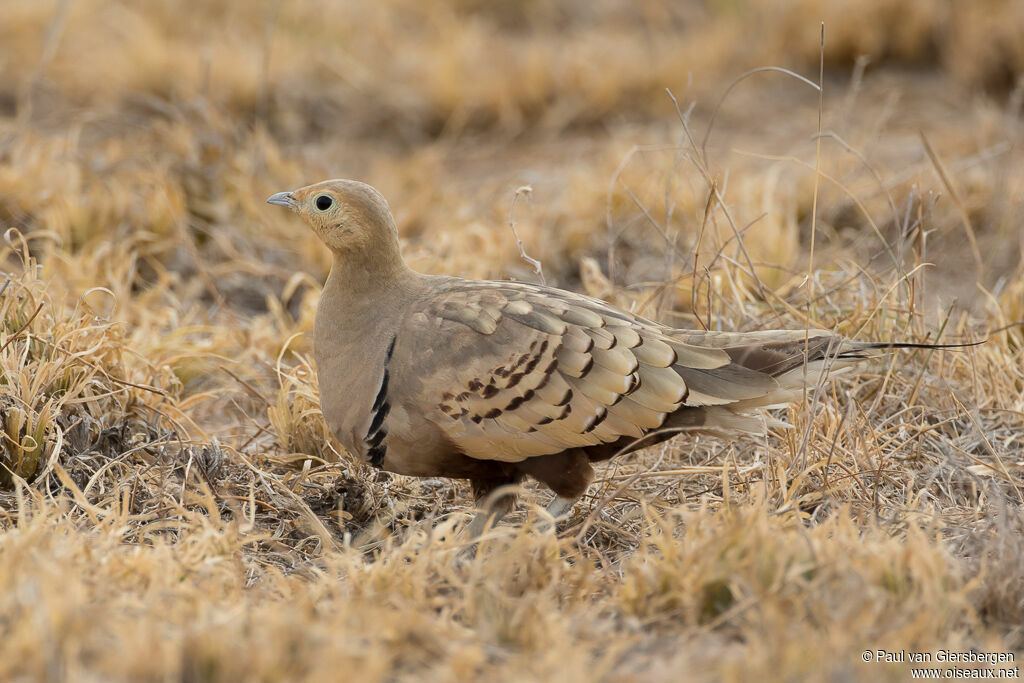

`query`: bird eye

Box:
[314,194,333,211]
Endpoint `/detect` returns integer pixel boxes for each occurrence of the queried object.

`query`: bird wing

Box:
[396,279,782,463]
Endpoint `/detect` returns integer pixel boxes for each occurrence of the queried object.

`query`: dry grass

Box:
[1,0,1023,680]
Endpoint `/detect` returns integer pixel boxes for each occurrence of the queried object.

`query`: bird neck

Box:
[326,241,414,299]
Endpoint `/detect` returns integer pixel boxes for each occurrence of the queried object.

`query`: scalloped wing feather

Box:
[396,281,817,463]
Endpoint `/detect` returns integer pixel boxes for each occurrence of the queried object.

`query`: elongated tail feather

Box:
[682,334,983,436]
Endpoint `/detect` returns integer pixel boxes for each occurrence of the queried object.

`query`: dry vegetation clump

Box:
[3,0,1023,141]
[1,497,1008,681]
[0,242,177,487]
[0,0,1023,680]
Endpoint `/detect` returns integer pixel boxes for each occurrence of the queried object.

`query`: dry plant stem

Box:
[219,366,272,406]
[919,131,984,279]
[797,337,844,469]
[691,189,716,330]
[817,131,901,247]
[660,130,687,319]
[735,150,902,271]
[699,67,821,161]
[605,143,681,285]
[574,427,702,541]
[22,332,167,396]
[507,185,545,284]
[623,186,688,263]
[666,88,767,301]
[806,23,825,316]
[904,304,955,407]
[816,130,911,307]
[950,393,1023,504]
[0,303,44,354]
[802,24,826,419]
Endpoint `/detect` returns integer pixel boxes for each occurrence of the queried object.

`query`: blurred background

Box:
[1,0,1021,320]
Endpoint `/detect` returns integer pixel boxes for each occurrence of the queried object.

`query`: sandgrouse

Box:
[268,179,963,536]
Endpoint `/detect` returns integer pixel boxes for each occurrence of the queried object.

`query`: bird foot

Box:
[536,495,579,533]
[545,495,578,519]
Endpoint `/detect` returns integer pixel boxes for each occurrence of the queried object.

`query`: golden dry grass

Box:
[1,1,1023,680]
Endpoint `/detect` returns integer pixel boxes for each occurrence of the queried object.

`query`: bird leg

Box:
[533,495,579,534]
[545,495,578,520]
[467,479,520,538]
[515,448,591,532]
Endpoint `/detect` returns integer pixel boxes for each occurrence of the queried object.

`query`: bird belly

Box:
[372,405,512,480]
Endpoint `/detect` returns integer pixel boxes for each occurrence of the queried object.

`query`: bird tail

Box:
[829,338,985,358]
[677,331,982,435]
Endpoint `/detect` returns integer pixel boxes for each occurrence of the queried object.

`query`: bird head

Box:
[266,179,399,255]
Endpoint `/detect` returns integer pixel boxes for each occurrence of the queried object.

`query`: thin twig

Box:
[507,185,544,284]
[919,131,984,279]
[0,303,44,354]
[23,332,167,396]
[667,88,768,301]
[700,66,821,160]
[800,24,826,413]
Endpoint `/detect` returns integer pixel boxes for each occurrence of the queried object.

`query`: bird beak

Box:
[266,191,297,210]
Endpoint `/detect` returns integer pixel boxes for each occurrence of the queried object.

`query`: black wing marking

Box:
[365,335,396,468]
